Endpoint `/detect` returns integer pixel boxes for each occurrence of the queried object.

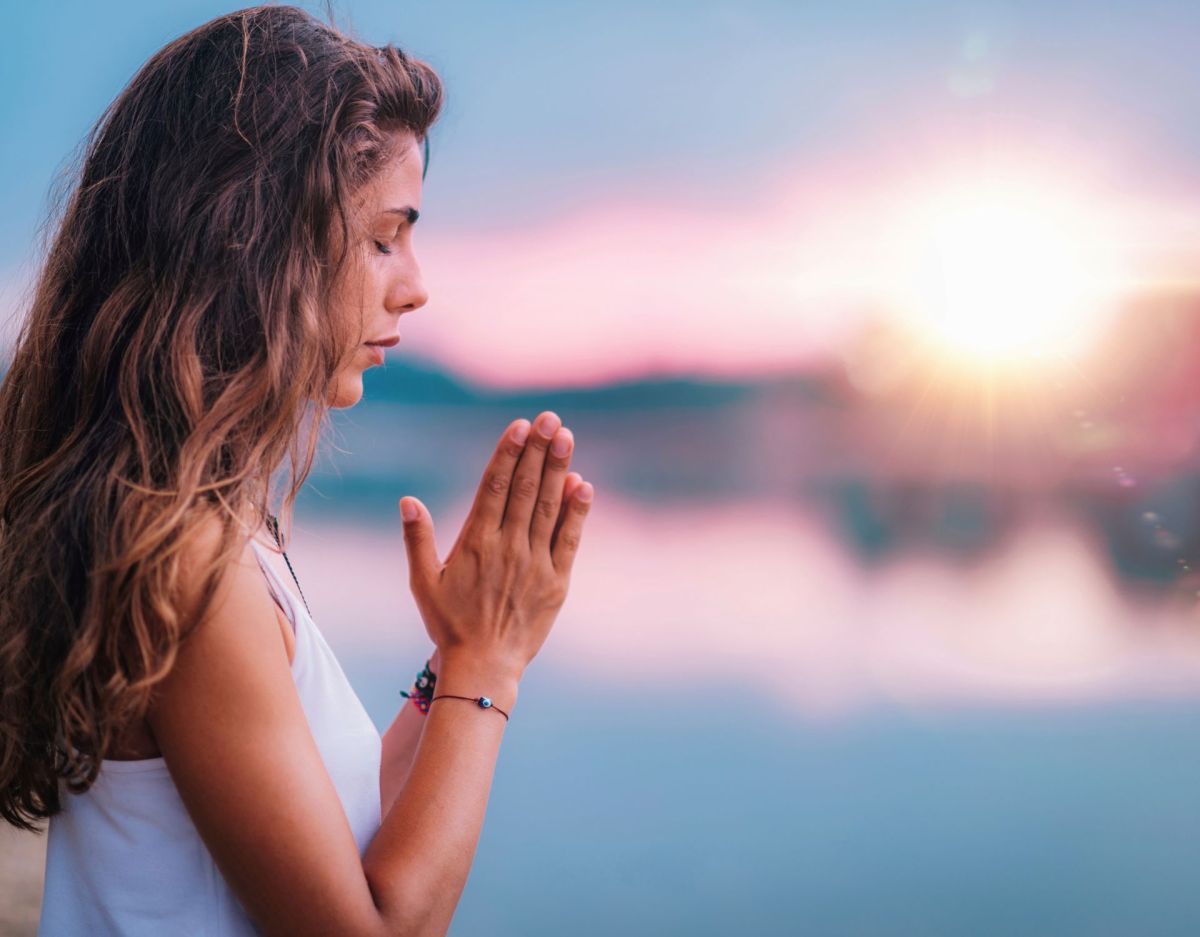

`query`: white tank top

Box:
[38,537,383,936]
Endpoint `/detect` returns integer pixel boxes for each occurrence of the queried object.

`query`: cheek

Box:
[365,265,390,306]
[334,252,380,310]
[329,268,379,344]
[347,268,390,323]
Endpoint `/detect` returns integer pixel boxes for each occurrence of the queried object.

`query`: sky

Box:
[3,0,1200,388]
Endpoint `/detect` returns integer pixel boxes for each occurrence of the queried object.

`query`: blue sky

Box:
[5,0,1199,252]
[4,1,1199,385]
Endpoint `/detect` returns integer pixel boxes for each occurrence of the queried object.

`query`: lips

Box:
[365,335,400,347]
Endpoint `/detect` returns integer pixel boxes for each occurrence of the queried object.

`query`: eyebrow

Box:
[381,206,420,224]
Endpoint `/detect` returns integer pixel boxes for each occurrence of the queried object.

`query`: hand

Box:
[422,467,592,681]
[398,411,594,678]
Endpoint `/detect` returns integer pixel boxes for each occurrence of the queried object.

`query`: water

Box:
[274,395,1200,935]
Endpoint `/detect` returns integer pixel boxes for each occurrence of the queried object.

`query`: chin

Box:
[326,371,365,409]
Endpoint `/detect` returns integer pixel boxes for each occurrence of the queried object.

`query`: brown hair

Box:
[0,4,443,830]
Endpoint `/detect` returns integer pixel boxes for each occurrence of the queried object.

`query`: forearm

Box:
[380,648,441,815]
[363,654,520,937]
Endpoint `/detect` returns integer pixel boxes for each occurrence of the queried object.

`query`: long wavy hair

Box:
[0,4,443,831]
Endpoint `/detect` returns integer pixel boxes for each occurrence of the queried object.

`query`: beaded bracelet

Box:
[399,658,437,714]
[400,658,511,721]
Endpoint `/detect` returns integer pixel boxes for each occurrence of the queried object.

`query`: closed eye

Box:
[373,239,394,255]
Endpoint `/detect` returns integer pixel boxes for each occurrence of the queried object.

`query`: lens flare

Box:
[887,179,1123,366]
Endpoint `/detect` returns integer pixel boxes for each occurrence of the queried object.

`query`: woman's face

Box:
[326,132,429,408]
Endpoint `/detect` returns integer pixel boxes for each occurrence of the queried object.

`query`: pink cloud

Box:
[398,134,1200,391]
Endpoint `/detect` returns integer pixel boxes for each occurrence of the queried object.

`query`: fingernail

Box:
[536,412,560,437]
[551,428,572,457]
[577,483,594,503]
[401,499,418,521]
[512,421,530,445]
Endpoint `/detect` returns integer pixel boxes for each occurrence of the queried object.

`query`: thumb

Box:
[399,497,439,585]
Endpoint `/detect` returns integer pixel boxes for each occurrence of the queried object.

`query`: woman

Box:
[0,5,593,935]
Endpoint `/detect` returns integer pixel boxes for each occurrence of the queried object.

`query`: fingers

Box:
[552,472,582,549]
[398,496,439,588]
[529,425,574,551]
[552,477,593,575]
[463,418,532,536]
[501,411,561,539]
[555,471,583,521]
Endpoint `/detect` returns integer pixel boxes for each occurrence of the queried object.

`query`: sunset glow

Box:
[887,178,1124,366]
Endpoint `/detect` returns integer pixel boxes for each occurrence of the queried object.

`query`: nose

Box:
[389,259,429,316]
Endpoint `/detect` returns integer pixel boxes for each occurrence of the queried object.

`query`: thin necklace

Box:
[265,513,312,618]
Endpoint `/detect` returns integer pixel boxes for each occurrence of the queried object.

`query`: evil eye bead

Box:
[478,696,493,709]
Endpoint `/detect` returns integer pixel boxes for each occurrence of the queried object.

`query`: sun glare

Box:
[889,179,1121,366]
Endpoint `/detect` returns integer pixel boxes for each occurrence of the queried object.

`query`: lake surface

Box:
[285,395,1200,935]
[11,395,1200,935]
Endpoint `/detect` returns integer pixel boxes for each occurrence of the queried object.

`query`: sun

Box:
[887,178,1122,366]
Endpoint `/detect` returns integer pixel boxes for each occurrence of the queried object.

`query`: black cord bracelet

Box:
[429,694,510,721]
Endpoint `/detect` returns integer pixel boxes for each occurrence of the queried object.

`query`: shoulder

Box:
[147,509,304,775]
[171,507,248,612]
[172,507,295,665]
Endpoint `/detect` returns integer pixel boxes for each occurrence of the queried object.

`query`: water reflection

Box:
[296,493,1200,727]
[276,390,1200,935]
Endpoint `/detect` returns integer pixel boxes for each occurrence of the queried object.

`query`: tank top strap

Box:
[248,538,302,634]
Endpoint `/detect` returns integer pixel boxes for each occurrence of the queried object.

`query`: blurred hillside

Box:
[356,350,841,411]
[325,320,1200,597]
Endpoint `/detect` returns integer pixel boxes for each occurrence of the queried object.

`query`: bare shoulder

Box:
[172,508,295,665]
[112,512,281,761]
[150,510,295,745]
[164,503,288,671]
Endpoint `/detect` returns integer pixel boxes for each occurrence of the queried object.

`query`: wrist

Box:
[435,652,521,712]
[437,648,523,683]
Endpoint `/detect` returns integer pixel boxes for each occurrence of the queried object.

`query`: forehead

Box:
[360,134,424,212]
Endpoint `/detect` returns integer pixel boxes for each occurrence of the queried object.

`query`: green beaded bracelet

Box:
[399,658,437,714]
